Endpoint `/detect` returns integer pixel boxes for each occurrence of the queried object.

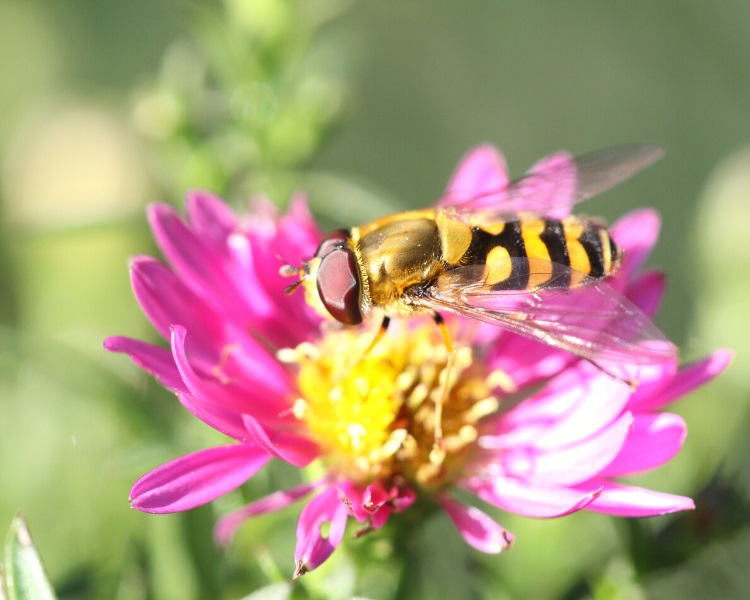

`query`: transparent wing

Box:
[413,259,675,365]
[439,144,664,216]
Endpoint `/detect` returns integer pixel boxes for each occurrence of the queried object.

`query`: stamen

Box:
[285,323,498,489]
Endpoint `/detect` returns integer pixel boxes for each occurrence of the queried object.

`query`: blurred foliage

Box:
[132,0,350,201]
[3,514,58,600]
[0,0,749,599]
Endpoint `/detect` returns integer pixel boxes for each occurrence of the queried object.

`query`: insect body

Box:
[285,145,675,368]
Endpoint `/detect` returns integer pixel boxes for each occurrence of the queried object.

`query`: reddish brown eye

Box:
[316,246,362,325]
[314,229,351,259]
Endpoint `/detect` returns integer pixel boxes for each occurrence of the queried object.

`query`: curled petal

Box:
[178,393,249,441]
[294,487,349,577]
[336,481,404,530]
[438,495,513,554]
[601,413,686,476]
[582,481,695,517]
[170,325,291,426]
[103,336,185,393]
[130,444,269,514]
[242,414,318,468]
[214,481,322,546]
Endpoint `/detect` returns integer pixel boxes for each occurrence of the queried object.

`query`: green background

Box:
[1,1,748,598]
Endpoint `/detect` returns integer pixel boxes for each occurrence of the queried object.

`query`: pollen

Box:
[282,321,499,489]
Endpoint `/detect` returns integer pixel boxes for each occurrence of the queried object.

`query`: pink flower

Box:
[105,145,730,578]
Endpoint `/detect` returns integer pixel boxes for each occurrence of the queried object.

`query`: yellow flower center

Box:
[279,321,500,489]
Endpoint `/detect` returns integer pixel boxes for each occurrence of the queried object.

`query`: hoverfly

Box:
[282,144,675,449]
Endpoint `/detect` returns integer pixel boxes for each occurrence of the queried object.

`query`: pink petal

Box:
[294,487,349,577]
[638,349,733,412]
[611,208,661,279]
[601,413,686,476]
[521,151,576,218]
[178,393,249,441]
[234,231,321,344]
[186,190,238,253]
[242,414,318,468]
[624,270,665,318]
[582,481,694,516]
[103,336,186,393]
[498,412,634,486]
[389,486,417,513]
[130,256,224,356]
[464,475,601,518]
[276,194,325,265]
[214,481,322,546]
[336,481,398,529]
[441,144,509,204]
[495,366,631,450]
[133,256,297,393]
[130,444,269,513]
[170,326,292,427]
[438,495,513,553]
[148,204,249,319]
[486,332,576,392]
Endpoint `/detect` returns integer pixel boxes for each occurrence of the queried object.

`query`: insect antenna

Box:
[283,280,303,295]
[279,261,306,295]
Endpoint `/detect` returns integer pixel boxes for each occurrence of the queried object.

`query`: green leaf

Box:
[3,514,57,600]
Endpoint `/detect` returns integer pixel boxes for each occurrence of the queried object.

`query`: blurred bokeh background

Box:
[1,1,749,598]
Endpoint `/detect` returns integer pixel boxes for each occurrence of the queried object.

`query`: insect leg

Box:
[431,313,455,465]
[361,316,391,357]
[584,358,638,391]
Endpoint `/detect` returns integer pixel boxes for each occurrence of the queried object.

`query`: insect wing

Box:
[417,259,675,365]
[439,144,664,217]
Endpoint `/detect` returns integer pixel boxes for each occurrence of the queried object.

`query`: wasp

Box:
[283,145,675,452]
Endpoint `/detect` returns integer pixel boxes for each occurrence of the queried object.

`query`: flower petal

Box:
[335,481,403,530]
[170,325,292,426]
[148,204,249,320]
[522,151,576,218]
[494,366,631,449]
[442,144,509,202]
[214,481,322,546]
[178,393,249,441]
[600,413,686,476]
[130,256,224,359]
[130,444,269,514]
[498,412,634,486]
[611,208,661,279]
[582,481,694,516]
[294,487,349,577]
[465,475,601,518]
[625,269,665,317]
[633,349,733,412]
[242,414,318,468]
[103,336,185,393]
[186,190,238,253]
[438,495,513,553]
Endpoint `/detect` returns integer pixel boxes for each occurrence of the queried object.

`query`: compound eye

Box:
[316,246,362,325]
[314,229,351,259]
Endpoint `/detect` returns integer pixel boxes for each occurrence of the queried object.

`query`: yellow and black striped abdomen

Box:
[462,215,621,290]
